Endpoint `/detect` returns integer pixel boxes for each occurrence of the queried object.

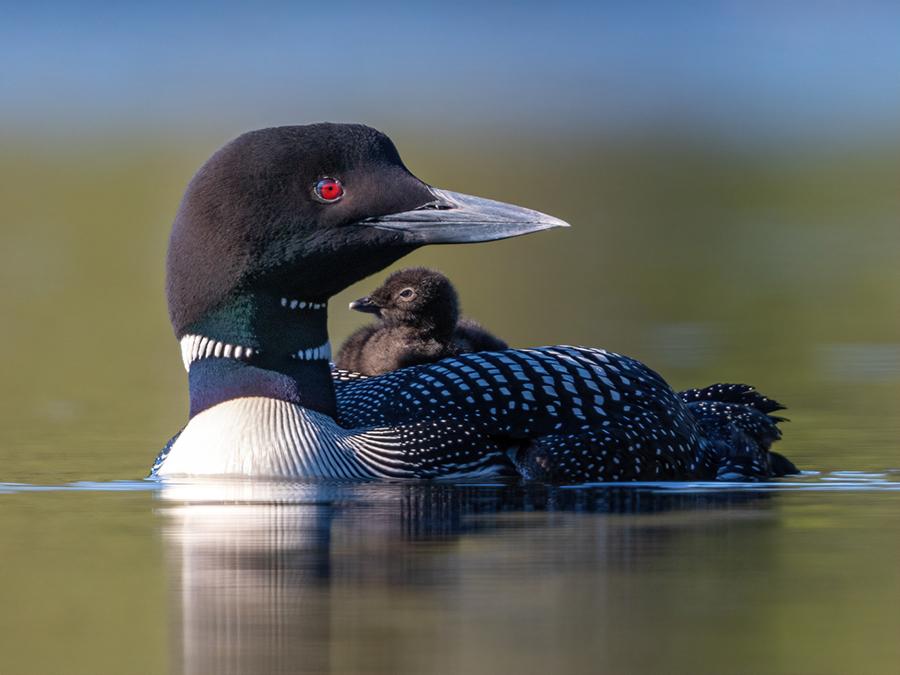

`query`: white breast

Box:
[156,397,381,478]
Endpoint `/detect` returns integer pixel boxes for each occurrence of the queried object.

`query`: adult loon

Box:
[152,123,794,481]
[335,267,507,375]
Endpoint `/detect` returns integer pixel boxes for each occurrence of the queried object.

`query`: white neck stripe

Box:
[180,334,256,372]
[291,342,332,362]
[179,334,332,371]
[280,298,326,311]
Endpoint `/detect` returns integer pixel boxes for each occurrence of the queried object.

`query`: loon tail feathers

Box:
[679,383,797,479]
[678,383,787,418]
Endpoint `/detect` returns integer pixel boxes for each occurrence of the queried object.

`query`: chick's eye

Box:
[398,288,416,300]
[314,178,344,203]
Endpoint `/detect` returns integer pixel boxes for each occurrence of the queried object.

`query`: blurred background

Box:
[1,3,900,673]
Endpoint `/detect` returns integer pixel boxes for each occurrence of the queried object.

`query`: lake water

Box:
[3,474,900,675]
[1,135,898,674]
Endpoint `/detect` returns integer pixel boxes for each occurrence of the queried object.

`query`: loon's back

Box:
[333,346,789,481]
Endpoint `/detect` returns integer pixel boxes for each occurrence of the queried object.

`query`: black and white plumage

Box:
[335,267,507,375]
[151,123,794,482]
[153,353,790,481]
[332,351,788,481]
[677,383,794,479]
[333,346,700,480]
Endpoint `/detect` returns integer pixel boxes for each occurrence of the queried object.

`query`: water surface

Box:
[2,475,900,675]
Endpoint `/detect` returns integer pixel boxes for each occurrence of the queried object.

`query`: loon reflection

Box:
[158,480,775,674]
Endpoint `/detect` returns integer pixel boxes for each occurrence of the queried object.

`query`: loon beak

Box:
[349,296,381,314]
[363,188,570,244]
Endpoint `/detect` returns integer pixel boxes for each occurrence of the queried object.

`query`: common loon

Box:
[335,267,507,375]
[152,123,794,481]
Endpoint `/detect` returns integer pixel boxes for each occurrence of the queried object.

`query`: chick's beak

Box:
[349,296,381,315]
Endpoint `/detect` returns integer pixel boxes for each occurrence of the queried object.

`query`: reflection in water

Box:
[157,480,778,675]
[161,483,339,674]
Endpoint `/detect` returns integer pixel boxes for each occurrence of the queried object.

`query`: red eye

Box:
[314,177,344,203]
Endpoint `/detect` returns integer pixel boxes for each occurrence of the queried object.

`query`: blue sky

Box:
[3,1,899,142]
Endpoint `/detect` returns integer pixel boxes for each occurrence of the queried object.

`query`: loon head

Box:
[166,123,568,338]
[350,267,460,336]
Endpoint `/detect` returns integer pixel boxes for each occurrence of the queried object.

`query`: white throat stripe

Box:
[179,335,332,371]
[179,334,255,372]
[292,342,332,362]
[280,298,326,310]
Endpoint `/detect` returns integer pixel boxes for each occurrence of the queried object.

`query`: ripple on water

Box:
[0,480,162,494]
[1,470,899,500]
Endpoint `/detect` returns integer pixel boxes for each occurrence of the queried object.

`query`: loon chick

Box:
[335,267,508,375]
[152,123,794,482]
